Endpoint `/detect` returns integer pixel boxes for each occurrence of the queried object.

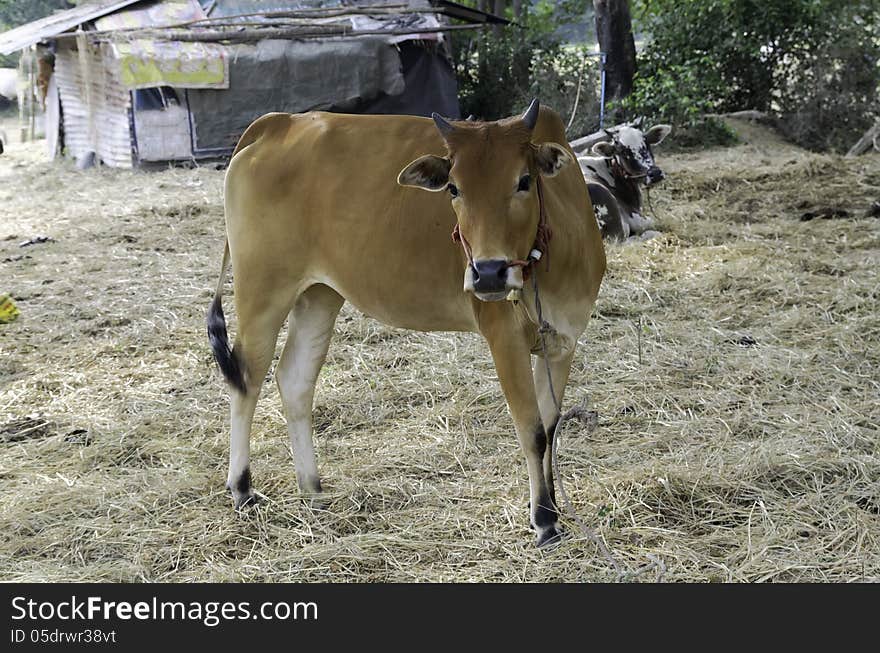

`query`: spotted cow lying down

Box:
[577,119,671,241]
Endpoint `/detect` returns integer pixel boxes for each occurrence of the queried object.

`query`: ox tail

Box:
[207,241,247,394]
[208,115,279,393]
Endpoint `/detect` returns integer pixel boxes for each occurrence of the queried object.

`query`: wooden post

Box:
[76,29,98,157]
[28,45,37,141]
[18,52,27,142]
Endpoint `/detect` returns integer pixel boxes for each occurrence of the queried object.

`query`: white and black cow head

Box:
[591,118,671,187]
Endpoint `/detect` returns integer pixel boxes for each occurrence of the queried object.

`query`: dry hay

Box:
[0,116,877,582]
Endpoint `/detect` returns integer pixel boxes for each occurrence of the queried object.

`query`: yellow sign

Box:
[96,0,229,90]
[115,40,228,89]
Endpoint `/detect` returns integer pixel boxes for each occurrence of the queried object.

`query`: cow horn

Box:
[432,112,455,137]
[633,116,644,128]
[521,98,540,130]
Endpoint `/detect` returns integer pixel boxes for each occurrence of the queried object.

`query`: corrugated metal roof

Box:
[204,0,509,25]
[205,1,418,20]
[0,0,508,57]
[0,0,147,55]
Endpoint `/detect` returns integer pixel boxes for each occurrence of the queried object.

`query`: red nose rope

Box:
[451,175,552,280]
[610,157,647,182]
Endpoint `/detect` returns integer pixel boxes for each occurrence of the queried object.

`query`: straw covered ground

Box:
[0,117,878,582]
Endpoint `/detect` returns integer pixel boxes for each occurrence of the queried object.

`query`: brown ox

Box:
[208,101,605,546]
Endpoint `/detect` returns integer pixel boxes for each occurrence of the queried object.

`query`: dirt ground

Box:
[1,115,878,582]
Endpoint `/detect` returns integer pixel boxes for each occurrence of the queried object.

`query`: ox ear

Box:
[534,142,573,177]
[645,124,672,146]
[397,154,451,191]
[591,140,616,158]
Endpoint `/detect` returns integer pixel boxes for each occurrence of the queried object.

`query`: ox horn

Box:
[521,98,540,131]
[432,112,455,138]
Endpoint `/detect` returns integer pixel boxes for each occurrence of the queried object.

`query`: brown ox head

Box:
[398,99,573,301]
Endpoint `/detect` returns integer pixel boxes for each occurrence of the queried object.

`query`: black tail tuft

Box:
[207,296,246,394]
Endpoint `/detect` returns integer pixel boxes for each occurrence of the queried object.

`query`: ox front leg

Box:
[483,315,561,548]
[625,210,653,236]
[534,351,574,506]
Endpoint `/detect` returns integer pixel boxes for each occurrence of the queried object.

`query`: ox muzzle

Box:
[645,166,665,187]
[464,259,524,302]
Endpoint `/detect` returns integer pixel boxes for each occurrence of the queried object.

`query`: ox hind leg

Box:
[275,284,344,501]
[533,351,574,506]
[227,297,292,508]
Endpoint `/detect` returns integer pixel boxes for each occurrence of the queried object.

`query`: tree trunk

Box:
[512,0,523,21]
[491,0,506,35]
[593,0,636,120]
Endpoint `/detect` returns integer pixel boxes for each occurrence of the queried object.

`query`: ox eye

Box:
[517,174,531,192]
[447,183,459,198]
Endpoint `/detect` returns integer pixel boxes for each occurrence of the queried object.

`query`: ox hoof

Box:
[231,490,260,510]
[228,467,260,510]
[528,499,559,530]
[536,525,564,549]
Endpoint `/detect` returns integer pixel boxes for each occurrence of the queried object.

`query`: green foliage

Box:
[625,0,880,152]
[667,117,739,150]
[620,59,719,127]
[0,0,70,27]
[451,2,602,137]
[617,57,738,149]
[528,43,602,138]
[775,5,880,152]
[635,0,813,113]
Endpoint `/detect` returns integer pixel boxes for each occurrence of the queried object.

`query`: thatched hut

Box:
[0,0,504,168]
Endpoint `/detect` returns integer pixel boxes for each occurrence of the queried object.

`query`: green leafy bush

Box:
[617,61,738,149]
[450,7,602,138]
[620,59,718,126]
[667,117,739,150]
[775,6,880,152]
[625,0,880,152]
